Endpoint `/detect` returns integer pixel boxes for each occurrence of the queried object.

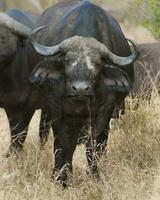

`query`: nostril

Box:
[71,83,90,92]
[85,86,90,91]
[72,85,77,91]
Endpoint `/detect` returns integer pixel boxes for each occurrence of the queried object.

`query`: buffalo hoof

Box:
[40,137,48,148]
[91,171,100,182]
[86,166,100,182]
[52,165,72,188]
[5,145,23,158]
[39,144,45,151]
[51,170,68,188]
[56,174,68,188]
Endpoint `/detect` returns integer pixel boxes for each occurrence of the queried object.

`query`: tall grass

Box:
[0,0,159,199]
[0,93,160,199]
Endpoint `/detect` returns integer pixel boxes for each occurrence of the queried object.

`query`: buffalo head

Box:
[30,26,139,98]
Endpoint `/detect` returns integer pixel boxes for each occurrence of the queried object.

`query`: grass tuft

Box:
[1,93,160,199]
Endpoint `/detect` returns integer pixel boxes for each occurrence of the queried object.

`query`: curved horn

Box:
[29,26,71,56]
[102,38,139,66]
[0,13,32,38]
[30,26,139,66]
[126,38,140,60]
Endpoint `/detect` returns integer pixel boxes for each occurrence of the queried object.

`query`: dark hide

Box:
[133,42,160,98]
[28,0,136,186]
[0,9,50,155]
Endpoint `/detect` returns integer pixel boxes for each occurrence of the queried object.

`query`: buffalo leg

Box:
[52,118,82,187]
[113,100,125,118]
[39,109,51,146]
[86,104,114,179]
[5,108,35,155]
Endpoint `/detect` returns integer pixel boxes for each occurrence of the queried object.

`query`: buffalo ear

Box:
[0,28,18,61]
[102,65,133,93]
[30,59,63,85]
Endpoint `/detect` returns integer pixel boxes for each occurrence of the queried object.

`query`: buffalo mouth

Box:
[67,92,94,97]
[67,93,94,101]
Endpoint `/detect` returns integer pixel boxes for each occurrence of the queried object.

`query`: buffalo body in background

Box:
[133,43,160,98]
[0,9,50,155]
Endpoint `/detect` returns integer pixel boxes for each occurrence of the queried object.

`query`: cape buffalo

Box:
[133,42,160,98]
[0,9,51,156]
[28,0,139,186]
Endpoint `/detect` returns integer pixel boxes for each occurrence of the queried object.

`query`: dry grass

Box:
[0,0,159,199]
[1,94,160,200]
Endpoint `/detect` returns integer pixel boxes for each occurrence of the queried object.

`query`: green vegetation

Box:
[0,0,55,13]
[136,0,160,39]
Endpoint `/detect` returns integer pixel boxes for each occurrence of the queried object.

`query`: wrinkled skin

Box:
[0,10,50,156]
[28,0,136,187]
